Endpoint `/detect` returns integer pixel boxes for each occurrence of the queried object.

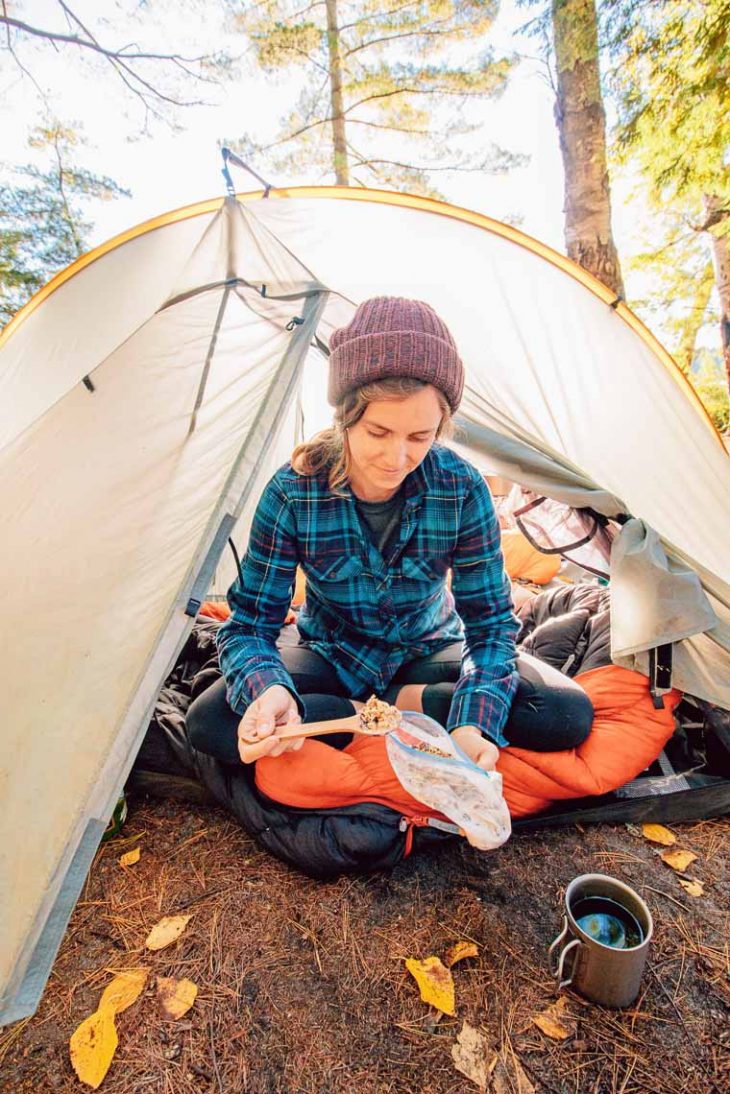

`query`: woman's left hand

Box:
[450,725,500,771]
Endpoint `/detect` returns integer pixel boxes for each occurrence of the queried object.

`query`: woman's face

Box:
[346,384,444,501]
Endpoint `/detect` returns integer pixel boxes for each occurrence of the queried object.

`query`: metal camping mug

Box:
[548,874,653,1008]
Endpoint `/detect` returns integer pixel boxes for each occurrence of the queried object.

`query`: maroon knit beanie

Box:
[327,296,465,412]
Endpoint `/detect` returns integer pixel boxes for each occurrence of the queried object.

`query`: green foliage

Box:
[255,21,322,67]
[623,207,717,368]
[229,0,523,194]
[600,0,729,410]
[606,0,729,205]
[0,125,129,326]
[691,347,730,433]
[0,232,43,317]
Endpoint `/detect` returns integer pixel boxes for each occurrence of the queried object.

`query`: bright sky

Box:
[3,3,566,237]
[0,1,645,284]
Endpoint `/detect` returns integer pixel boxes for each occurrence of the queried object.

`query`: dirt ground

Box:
[1,796,728,1094]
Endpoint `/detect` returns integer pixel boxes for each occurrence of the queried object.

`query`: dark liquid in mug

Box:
[571,896,644,949]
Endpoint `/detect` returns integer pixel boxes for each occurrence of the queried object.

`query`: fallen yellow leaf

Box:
[531,997,575,1041]
[445,941,479,968]
[69,1009,118,1090]
[641,823,676,846]
[678,879,704,897]
[144,914,191,951]
[661,849,698,873]
[451,1020,494,1091]
[119,848,140,868]
[98,968,149,1015]
[157,977,198,1019]
[405,956,455,1016]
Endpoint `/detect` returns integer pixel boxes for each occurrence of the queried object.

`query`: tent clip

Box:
[649,644,673,709]
[82,375,95,393]
[286,316,304,331]
[220,146,274,197]
[221,151,235,196]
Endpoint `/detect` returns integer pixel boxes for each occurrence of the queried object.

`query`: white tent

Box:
[1,187,728,1025]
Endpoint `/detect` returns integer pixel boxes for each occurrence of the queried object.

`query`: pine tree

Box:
[229,0,522,195]
[0,124,130,326]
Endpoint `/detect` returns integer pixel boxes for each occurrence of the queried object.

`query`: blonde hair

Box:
[292,378,453,492]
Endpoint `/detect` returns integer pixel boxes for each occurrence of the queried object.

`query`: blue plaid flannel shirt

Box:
[216,444,519,745]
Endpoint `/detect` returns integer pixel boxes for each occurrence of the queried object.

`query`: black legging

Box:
[187,643,594,765]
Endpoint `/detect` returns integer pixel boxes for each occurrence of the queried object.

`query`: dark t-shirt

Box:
[355,488,405,559]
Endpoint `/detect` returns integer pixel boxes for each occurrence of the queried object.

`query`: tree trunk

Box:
[325,0,349,186]
[552,0,625,298]
[675,261,714,374]
[704,194,730,395]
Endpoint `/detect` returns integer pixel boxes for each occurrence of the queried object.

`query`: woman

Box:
[187,297,593,769]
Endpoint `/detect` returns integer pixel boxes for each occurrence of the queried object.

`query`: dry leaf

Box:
[69,1009,118,1090]
[678,878,704,897]
[119,848,140,868]
[145,914,191,951]
[157,977,198,1019]
[661,849,697,873]
[641,823,676,846]
[405,956,455,1016]
[532,996,575,1041]
[451,1020,494,1091]
[445,941,479,967]
[98,968,148,1015]
[491,1047,536,1094]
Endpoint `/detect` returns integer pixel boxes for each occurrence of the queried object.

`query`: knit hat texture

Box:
[327,296,464,411]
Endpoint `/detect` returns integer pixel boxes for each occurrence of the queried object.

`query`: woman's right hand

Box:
[237,684,305,764]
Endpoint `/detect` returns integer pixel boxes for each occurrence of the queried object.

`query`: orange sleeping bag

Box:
[255,666,681,821]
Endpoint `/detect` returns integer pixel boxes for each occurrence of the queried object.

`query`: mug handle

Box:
[556,938,582,990]
[548,917,568,968]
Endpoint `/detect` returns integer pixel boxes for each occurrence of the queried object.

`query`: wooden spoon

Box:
[238,712,401,762]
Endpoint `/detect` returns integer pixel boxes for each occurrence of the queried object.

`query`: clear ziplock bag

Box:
[385,712,511,851]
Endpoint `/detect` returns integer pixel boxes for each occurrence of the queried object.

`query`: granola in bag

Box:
[385,712,511,851]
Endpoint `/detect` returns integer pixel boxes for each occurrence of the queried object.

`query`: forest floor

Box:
[1,796,728,1094]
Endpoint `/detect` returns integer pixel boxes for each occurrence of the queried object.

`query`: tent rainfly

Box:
[1,187,728,1026]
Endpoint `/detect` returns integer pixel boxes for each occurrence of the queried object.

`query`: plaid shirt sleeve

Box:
[215,474,302,716]
[446,475,519,747]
